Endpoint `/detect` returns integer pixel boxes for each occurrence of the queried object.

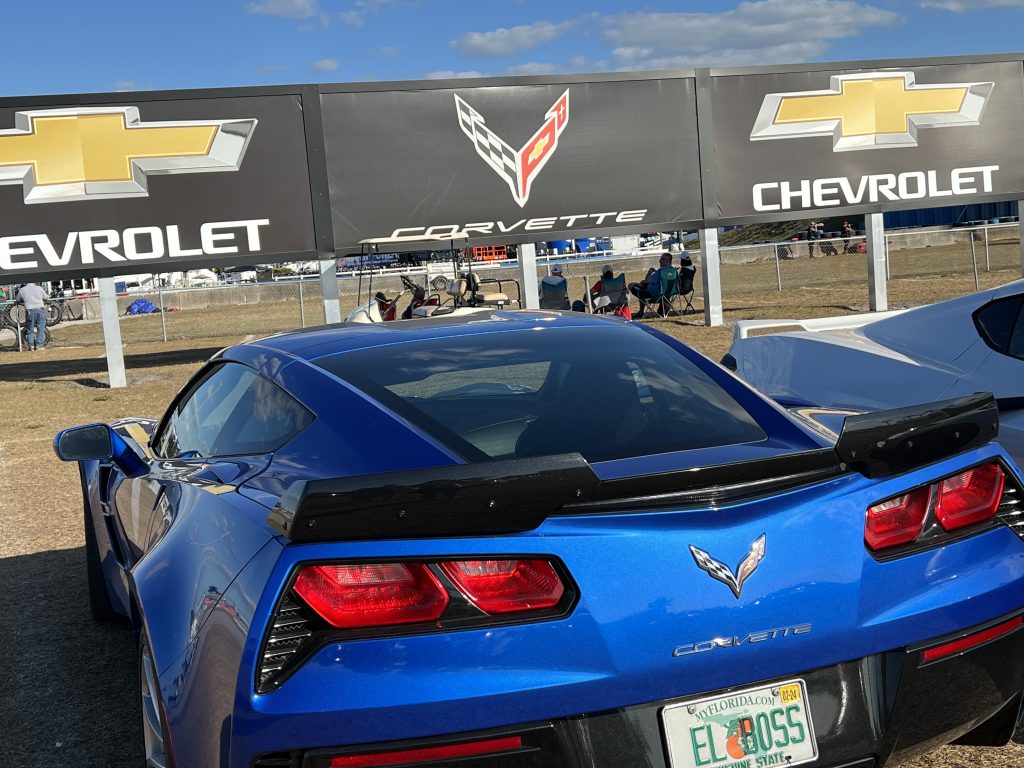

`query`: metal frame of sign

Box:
[3,52,1024,284]
[700,52,1024,226]
[318,69,705,252]
[0,83,333,283]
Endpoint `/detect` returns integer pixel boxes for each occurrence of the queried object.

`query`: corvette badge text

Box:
[673,623,812,657]
[388,209,649,240]
[753,165,998,212]
[0,219,270,271]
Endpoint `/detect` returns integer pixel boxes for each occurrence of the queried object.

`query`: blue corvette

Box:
[54,310,1024,768]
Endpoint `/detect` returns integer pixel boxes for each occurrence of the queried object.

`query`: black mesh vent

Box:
[257,596,314,693]
[997,476,1023,539]
[252,751,301,768]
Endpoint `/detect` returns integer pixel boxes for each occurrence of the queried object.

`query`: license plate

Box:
[662,679,818,768]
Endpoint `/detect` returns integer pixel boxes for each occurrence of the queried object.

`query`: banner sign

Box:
[0,92,318,281]
[321,77,704,251]
[709,61,1024,221]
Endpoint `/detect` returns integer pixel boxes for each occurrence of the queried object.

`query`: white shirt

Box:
[18,283,47,310]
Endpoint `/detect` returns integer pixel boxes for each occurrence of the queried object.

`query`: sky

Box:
[4,0,1024,95]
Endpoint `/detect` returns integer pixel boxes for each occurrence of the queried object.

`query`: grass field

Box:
[2,264,1023,766]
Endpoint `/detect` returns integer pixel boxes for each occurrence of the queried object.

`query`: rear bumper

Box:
[250,611,1024,768]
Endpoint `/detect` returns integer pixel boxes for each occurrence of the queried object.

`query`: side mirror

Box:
[54,424,112,461]
[54,423,149,477]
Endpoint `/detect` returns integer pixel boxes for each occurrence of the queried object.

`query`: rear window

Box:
[317,326,766,463]
[974,295,1023,353]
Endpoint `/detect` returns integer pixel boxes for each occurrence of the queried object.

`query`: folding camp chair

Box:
[539,278,571,310]
[677,268,696,315]
[593,274,627,314]
[654,266,680,317]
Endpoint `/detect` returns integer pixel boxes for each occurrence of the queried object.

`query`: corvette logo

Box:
[690,534,766,599]
[0,106,257,203]
[750,72,993,151]
[455,89,569,207]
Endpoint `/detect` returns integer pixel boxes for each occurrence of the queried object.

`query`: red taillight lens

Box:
[439,559,565,614]
[921,616,1023,663]
[328,736,523,767]
[865,486,930,551]
[934,463,1005,531]
[293,563,449,629]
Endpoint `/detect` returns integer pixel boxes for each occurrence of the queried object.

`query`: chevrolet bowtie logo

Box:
[750,72,993,151]
[0,107,257,203]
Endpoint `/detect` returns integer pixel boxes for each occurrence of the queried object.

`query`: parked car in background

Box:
[725,280,1024,466]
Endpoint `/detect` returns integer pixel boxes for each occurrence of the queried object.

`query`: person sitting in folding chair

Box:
[591,265,628,315]
[539,263,571,310]
[677,254,697,315]
[628,253,676,318]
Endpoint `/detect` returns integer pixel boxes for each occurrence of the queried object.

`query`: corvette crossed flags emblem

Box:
[689,534,767,599]
[455,89,569,207]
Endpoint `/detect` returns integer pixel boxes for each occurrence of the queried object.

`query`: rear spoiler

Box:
[268,453,601,541]
[834,393,999,478]
[268,393,1000,541]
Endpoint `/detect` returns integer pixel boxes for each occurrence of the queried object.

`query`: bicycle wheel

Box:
[0,322,18,352]
[46,301,62,326]
[22,325,52,348]
[8,303,26,326]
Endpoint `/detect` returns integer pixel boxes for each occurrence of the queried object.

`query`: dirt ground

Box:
[2,272,1023,766]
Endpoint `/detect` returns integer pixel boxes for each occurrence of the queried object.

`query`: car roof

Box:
[241,309,630,361]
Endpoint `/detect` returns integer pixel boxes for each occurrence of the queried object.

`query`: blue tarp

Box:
[127,298,158,315]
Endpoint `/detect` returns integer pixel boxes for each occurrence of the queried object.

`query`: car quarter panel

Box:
[224,445,1024,762]
[132,481,277,679]
[159,537,285,768]
[731,332,960,409]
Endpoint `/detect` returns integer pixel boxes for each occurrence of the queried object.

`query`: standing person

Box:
[841,220,854,253]
[806,221,819,258]
[17,281,48,351]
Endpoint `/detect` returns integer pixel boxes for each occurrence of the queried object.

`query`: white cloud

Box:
[114,79,140,92]
[452,20,575,58]
[425,70,486,79]
[505,62,558,76]
[379,46,399,55]
[246,0,320,18]
[602,0,899,69]
[311,58,339,72]
[920,0,1024,9]
[339,0,397,27]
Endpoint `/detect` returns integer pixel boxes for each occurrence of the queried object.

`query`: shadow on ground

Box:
[0,347,222,383]
[0,547,141,767]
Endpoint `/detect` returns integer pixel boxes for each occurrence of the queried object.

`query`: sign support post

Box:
[1019,201,1024,278]
[97,277,127,389]
[700,227,723,326]
[519,244,540,310]
[319,259,341,324]
[866,213,888,311]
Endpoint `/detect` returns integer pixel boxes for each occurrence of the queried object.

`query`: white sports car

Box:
[724,280,1024,464]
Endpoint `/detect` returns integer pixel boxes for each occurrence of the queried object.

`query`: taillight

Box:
[440,559,565,614]
[935,463,1005,531]
[326,736,524,767]
[866,461,1008,553]
[259,557,575,692]
[293,563,449,629]
[865,487,930,550]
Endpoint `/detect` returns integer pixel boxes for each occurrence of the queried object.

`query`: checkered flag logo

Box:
[689,534,767,599]
[454,89,570,207]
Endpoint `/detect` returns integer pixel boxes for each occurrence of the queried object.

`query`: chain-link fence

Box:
[2,222,1020,354]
